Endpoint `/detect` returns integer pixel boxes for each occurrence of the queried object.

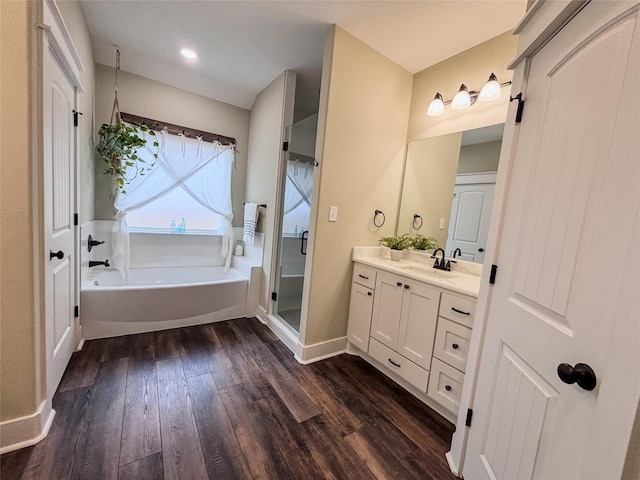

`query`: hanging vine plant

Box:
[96,49,158,194]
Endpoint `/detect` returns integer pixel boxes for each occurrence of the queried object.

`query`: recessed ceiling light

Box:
[180,48,198,60]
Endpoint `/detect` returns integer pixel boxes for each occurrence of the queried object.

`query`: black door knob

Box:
[478,248,484,252]
[49,250,64,260]
[557,363,597,391]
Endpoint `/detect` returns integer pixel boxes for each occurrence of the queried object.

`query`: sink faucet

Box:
[431,248,451,271]
[89,260,110,268]
[453,248,462,259]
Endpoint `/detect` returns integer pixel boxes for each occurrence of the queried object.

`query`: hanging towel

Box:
[243,202,259,245]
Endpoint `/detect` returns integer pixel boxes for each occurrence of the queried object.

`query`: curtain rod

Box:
[120,112,236,146]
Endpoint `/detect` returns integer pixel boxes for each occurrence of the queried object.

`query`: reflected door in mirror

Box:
[446,181,495,263]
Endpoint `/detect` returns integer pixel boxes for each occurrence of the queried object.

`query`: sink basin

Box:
[399,265,460,278]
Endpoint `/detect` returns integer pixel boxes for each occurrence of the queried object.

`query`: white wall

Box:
[457,139,502,174]
[302,26,413,345]
[245,71,296,314]
[94,65,250,226]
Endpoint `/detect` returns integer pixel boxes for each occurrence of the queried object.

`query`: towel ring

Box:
[412,214,423,230]
[373,209,385,228]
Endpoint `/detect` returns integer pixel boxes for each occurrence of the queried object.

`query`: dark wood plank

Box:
[153,329,182,361]
[242,340,322,423]
[118,452,164,480]
[156,358,208,480]
[219,383,296,480]
[120,338,161,466]
[297,416,373,480]
[254,394,326,479]
[70,357,128,480]
[187,374,253,479]
[267,341,367,436]
[1,444,33,480]
[401,447,459,480]
[178,325,211,379]
[344,424,418,480]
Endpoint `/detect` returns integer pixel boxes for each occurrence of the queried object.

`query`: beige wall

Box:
[245,71,296,312]
[457,139,502,174]
[408,31,518,142]
[303,27,413,346]
[94,65,250,225]
[397,133,462,243]
[0,0,38,421]
[56,0,95,224]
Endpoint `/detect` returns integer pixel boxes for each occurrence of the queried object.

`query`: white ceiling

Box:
[80,1,527,117]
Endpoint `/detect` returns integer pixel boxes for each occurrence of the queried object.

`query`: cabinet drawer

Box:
[352,264,377,289]
[434,318,472,373]
[427,357,465,414]
[439,292,476,328]
[368,338,429,393]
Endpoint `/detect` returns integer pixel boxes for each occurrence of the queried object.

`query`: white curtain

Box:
[283,160,314,214]
[112,128,235,281]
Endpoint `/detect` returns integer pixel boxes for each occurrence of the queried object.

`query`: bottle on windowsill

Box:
[170,219,177,233]
[235,240,244,256]
[179,218,186,233]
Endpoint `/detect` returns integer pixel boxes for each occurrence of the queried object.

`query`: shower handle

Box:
[300,230,309,256]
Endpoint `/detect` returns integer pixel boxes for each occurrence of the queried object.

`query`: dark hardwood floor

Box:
[1,317,457,480]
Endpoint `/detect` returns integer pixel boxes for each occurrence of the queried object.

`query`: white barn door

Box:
[43,41,77,399]
[464,2,640,479]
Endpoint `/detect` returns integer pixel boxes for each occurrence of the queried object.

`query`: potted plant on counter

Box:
[379,234,411,260]
[409,234,438,252]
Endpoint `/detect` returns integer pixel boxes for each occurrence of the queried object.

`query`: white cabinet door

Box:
[397,281,440,370]
[371,272,404,349]
[347,283,374,352]
[464,3,640,479]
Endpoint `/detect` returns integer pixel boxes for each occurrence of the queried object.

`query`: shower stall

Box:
[272,114,317,332]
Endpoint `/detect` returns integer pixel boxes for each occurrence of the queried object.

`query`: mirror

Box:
[397,123,504,263]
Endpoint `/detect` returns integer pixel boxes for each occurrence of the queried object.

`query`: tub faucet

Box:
[431,248,451,271]
[453,248,462,259]
[89,260,110,268]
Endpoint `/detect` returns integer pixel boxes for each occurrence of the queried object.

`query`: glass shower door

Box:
[273,114,317,333]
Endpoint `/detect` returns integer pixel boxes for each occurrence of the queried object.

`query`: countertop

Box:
[352,247,481,298]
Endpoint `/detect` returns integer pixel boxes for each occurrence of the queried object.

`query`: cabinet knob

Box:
[367,291,372,296]
[404,284,410,290]
[445,385,452,392]
[396,282,402,287]
[452,343,459,350]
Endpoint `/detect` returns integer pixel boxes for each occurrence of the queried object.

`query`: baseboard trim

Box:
[0,400,55,454]
[296,336,347,364]
[445,451,461,478]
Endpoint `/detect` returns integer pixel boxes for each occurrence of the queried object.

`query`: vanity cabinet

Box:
[371,271,440,370]
[347,259,478,422]
[346,264,377,352]
[427,292,475,414]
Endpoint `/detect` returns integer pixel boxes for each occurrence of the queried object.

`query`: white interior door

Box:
[43,44,76,399]
[446,182,495,262]
[464,2,640,479]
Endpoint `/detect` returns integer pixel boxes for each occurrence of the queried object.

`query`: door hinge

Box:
[509,93,525,124]
[74,305,79,318]
[271,292,278,301]
[74,213,78,226]
[282,141,289,152]
[465,408,473,427]
[72,109,83,127]
[489,264,497,285]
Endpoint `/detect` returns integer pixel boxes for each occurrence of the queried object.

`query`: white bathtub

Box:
[80,266,249,339]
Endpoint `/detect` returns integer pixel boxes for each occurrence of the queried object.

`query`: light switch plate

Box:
[329,206,338,222]
[439,218,446,230]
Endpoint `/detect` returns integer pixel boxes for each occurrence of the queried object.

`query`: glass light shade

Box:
[451,84,471,110]
[427,93,445,116]
[180,48,198,60]
[479,73,501,102]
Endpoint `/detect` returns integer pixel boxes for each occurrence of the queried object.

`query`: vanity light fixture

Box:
[427,73,512,116]
[180,48,198,60]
